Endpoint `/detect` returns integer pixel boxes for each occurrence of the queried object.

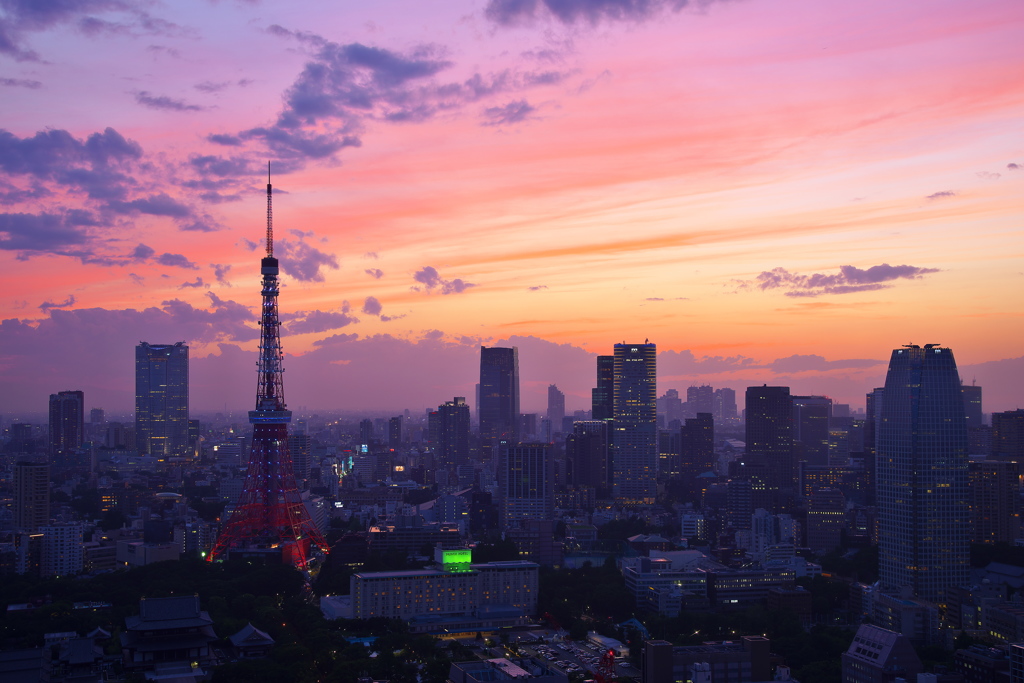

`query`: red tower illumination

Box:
[208,169,330,570]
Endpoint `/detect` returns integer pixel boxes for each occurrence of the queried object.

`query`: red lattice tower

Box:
[208,168,330,571]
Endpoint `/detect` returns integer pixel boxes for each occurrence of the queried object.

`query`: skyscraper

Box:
[479,346,519,453]
[547,384,565,431]
[877,344,969,603]
[499,442,553,527]
[961,383,983,429]
[792,395,832,467]
[612,342,657,505]
[745,386,796,505]
[567,420,610,494]
[14,462,49,533]
[431,397,470,473]
[592,355,614,421]
[48,390,84,460]
[135,342,189,458]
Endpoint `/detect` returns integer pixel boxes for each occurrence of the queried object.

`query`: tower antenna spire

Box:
[266,161,273,257]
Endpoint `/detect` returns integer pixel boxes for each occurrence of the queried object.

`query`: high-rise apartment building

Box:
[49,390,84,460]
[592,355,614,421]
[135,342,189,458]
[745,386,796,503]
[612,342,657,505]
[877,345,969,603]
[479,347,519,453]
[431,397,470,472]
[388,416,403,449]
[14,462,50,533]
[499,442,553,527]
[547,384,565,431]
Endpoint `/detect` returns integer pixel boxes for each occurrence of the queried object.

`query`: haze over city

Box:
[2,0,1022,415]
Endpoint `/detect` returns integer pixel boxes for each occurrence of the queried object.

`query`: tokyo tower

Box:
[208,169,330,570]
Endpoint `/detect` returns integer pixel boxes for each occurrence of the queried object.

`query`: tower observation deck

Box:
[208,170,330,571]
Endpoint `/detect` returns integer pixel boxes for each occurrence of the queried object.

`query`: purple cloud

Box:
[284,306,359,335]
[926,190,956,200]
[413,265,477,295]
[275,238,339,282]
[362,296,383,316]
[735,263,940,297]
[482,99,536,126]
[39,295,76,312]
[1,77,42,88]
[365,268,384,279]
[133,91,205,112]
[486,0,701,26]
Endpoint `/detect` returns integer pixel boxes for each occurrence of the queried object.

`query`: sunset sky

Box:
[2,0,1022,416]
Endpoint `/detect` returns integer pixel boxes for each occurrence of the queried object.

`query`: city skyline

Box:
[2,0,1023,415]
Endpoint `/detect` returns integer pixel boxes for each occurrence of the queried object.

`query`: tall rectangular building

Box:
[433,397,471,472]
[479,346,519,454]
[567,420,609,494]
[612,342,657,505]
[592,355,614,421]
[877,345,969,603]
[135,342,189,458]
[792,395,832,468]
[499,443,553,527]
[547,384,565,430]
[745,386,796,504]
[49,390,84,460]
[14,462,50,533]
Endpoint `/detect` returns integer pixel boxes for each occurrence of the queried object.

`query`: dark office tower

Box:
[592,355,614,421]
[969,460,1021,545]
[613,342,658,505]
[359,419,373,446]
[288,433,311,486]
[388,416,402,448]
[745,386,796,502]
[90,408,104,424]
[992,410,1024,458]
[135,341,189,458]
[792,395,832,467]
[433,397,470,472]
[14,462,49,532]
[714,387,737,421]
[681,413,715,476]
[877,345,969,603]
[566,421,610,494]
[547,384,565,430]
[479,346,520,454]
[209,171,328,571]
[962,383,983,429]
[48,391,84,460]
[499,442,553,527]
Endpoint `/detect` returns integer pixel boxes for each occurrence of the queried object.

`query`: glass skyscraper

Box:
[479,346,519,454]
[135,341,189,458]
[612,342,657,505]
[877,344,969,604]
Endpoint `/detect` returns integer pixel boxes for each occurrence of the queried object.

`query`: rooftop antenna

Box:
[266,161,273,257]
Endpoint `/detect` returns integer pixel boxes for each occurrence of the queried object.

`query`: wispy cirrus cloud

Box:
[485,0,711,27]
[133,90,205,112]
[734,263,940,297]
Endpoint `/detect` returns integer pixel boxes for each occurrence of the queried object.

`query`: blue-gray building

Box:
[135,342,189,459]
[877,344,969,603]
